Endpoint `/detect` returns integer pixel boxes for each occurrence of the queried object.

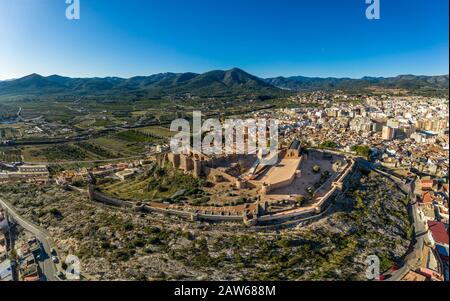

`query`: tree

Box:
[402,196,409,207]
[277,238,293,248]
[319,140,337,149]
[9,249,17,261]
[296,195,306,206]
[49,208,62,219]
[312,165,321,173]
[406,224,415,240]
[351,145,371,159]
[354,195,365,210]
[379,253,394,272]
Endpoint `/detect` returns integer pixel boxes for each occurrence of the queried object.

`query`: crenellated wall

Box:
[82,151,359,227]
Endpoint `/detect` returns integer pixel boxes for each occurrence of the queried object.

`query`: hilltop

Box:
[0,68,281,101]
[265,74,449,96]
[0,68,448,101]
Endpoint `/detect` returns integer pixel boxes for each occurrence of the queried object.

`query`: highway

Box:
[0,197,59,281]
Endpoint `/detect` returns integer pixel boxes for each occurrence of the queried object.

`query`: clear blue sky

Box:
[0,0,448,80]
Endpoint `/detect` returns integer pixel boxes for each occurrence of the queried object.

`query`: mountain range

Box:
[0,68,448,101]
[265,74,449,92]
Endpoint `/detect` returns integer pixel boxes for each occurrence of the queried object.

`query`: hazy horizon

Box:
[2,68,449,82]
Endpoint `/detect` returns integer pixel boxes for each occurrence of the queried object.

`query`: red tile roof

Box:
[421,192,434,204]
[421,179,435,190]
[427,221,449,245]
[443,184,449,193]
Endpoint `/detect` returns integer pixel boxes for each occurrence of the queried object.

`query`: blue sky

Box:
[0,0,448,79]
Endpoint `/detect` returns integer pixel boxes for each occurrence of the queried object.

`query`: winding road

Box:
[328,154,427,281]
[381,176,427,281]
[0,197,58,281]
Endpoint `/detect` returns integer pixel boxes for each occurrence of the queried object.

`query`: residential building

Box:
[382,126,395,140]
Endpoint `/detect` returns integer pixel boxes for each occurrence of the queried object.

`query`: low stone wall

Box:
[88,185,132,208]
[314,159,356,210]
[255,204,334,230]
[197,213,243,222]
[139,157,358,226]
[85,183,246,223]
[81,154,359,227]
[141,204,193,218]
[66,185,88,195]
[257,207,316,224]
[138,203,244,222]
[255,159,358,226]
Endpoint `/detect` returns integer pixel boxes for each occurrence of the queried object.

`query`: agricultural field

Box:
[26,144,88,162]
[19,133,159,163]
[21,146,49,163]
[91,136,144,157]
[17,101,82,123]
[115,130,159,143]
[0,126,22,140]
[21,140,137,163]
[72,112,124,130]
[74,142,121,159]
[137,126,174,138]
[112,130,166,153]
[0,99,277,166]
[0,149,23,163]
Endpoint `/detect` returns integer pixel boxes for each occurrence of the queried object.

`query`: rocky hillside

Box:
[0,171,411,280]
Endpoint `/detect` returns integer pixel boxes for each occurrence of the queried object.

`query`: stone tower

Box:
[170,153,180,169]
[193,159,202,178]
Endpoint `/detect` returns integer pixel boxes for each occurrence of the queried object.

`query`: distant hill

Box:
[0,68,448,101]
[264,74,449,94]
[0,68,281,101]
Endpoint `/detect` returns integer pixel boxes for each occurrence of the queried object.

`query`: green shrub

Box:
[123,223,134,231]
[406,224,415,240]
[351,145,371,158]
[319,141,337,149]
[379,253,394,272]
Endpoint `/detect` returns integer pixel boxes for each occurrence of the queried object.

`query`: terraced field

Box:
[0,149,23,162]
[92,136,145,156]
[0,126,22,139]
[75,142,120,159]
[137,126,174,138]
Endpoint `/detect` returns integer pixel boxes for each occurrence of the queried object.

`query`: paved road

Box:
[0,198,58,281]
[384,178,427,281]
[24,154,146,165]
[345,158,426,281]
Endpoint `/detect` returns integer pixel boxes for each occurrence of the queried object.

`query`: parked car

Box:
[55,271,65,280]
[52,256,59,263]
